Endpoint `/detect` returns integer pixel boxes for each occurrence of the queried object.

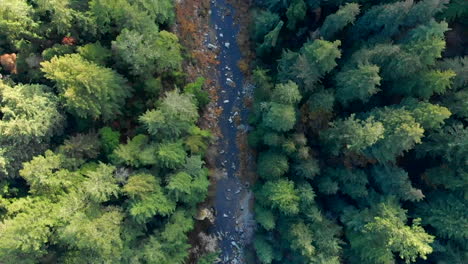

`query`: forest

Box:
[0,0,467,264]
[0,0,212,263]
[249,0,467,263]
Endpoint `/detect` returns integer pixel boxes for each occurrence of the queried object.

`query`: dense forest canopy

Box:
[249,0,467,263]
[0,0,211,263]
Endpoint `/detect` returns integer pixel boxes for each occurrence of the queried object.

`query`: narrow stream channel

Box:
[209,0,254,263]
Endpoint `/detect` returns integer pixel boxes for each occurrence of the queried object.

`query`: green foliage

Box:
[0,82,64,177]
[58,133,101,161]
[335,64,381,105]
[41,54,131,121]
[129,0,175,25]
[99,127,120,157]
[20,150,80,196]
[321,114,384,155]
[251,1,466,263]
[184,77,210,108]
[82,163,119,203]
[89,0,159,35]
[77,42,112,66]
[292,159,320,180]
[184,126,212,155]
[157,141,187,169]
[286,0,306,30]
[259,20,284,52]
[417,192,468,244]
[112,29,182,76]
[321,167,368,199]
[0,1,207,263]
[140,90,199,139]
[123,173,176,223]
[320,3,360,40]
[343,198,434,264]
[259,179,300,215]
[394,69,455,99]
[253,10,280,43]
[403,19,448,67]
[254,235,274,264]
[277,49,300,83]
[365,107,424,163]
[41,44,75,61]
[0,82,64,144]
[0,197,57,262]
[271,81,302,105]
[402,99,451,130]
[112,135,157,167]
[57,207,124,263]
[257,151,289,180]
[438,56,468,90]
[262,102,296,132]
[197,251,219,264]
[295,39,341,88]
[0,0,39,47]
[255,205,276,231]
[371,165,424,202]
[351,0,447,42]
[417,123,467,168]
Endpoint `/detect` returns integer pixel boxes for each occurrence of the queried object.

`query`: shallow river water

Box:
[208,0,255,263]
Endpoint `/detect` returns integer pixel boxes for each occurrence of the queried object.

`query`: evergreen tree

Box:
[113,29,182,76]
[342,198,434,264]
[257,151,289,180]
[41,54,131,121]
[335,64,381,105]
[320,114,384,156]
[295,39,341,89]
[0,82,64,178]
[371,165,424,202]
[258,179,300,215]
[320,3,360,40]
[123,173,176,223]
[140,90,199,139]
[0,0,39,48]
[286,0,306,30]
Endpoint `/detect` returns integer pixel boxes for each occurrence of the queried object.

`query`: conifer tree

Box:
[41,54,131,121]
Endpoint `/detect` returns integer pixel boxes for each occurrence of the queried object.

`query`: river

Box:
[208,0,255,263]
